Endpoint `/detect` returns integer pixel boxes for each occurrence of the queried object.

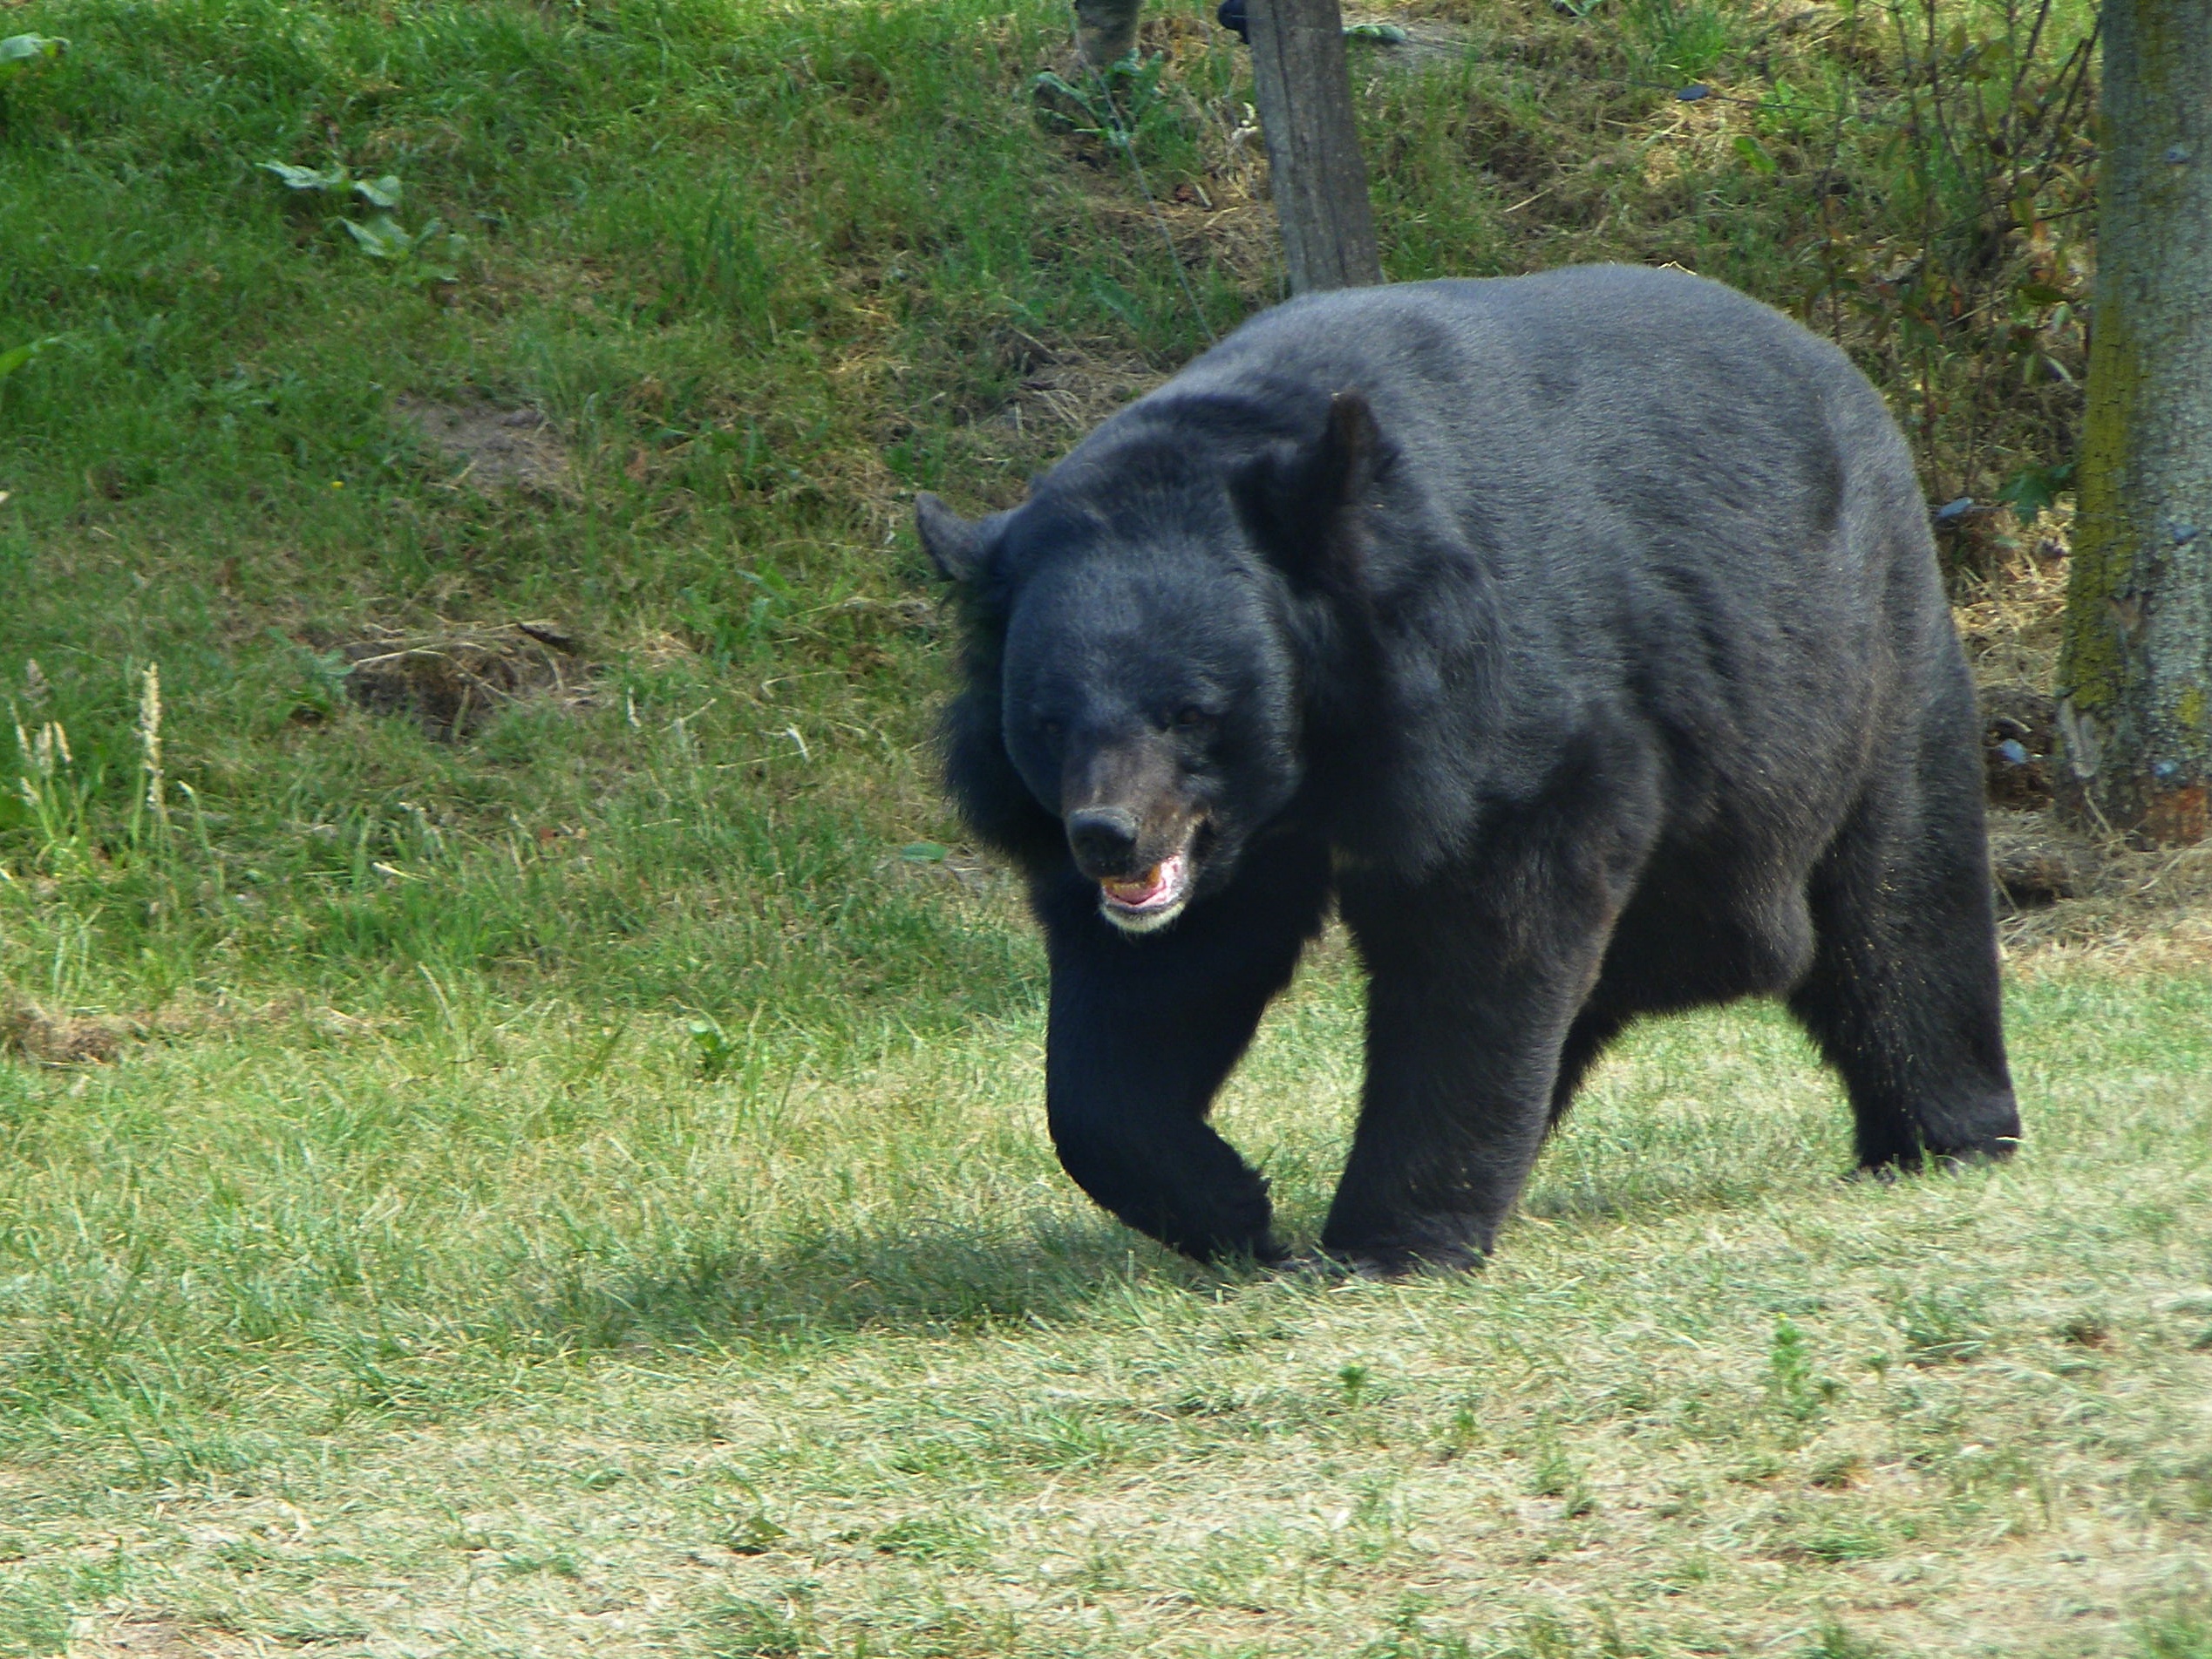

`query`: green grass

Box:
[3,0,2200,1653]
[1,962,2208,1656]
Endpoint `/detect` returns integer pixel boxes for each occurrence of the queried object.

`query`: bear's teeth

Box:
[1103,864,1166,904]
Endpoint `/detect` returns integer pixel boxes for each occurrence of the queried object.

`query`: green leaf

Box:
[259,160,350,193]
[1343,22,1408,43]
[1996,462,2074,520]
[352,174,403,209]
[0,33,65,71]
[0,334,63,378]
[2017,282,2067,307]
[342,214,414,259]
[1732,134,1778,176]
[1088,275,1145,333]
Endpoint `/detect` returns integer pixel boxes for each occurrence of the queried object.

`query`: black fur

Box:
[915,266,2019,1275]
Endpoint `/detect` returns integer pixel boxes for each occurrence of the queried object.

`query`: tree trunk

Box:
[1245,0,1382,294]
[2056,2,2212,845]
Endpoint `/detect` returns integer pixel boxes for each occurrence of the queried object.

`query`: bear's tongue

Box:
[1101,857,1177,908]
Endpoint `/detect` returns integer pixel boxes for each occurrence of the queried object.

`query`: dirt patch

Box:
[391,396,574,495]
[1991,806,2212,963]
[339,620,595,738]
[1,1001,124,1066]
[1988,808,2094,908]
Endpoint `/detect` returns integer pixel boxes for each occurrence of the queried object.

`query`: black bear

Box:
[915,265,2019,1275]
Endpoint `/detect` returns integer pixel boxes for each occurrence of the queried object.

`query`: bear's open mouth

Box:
[1098,850,1194,933]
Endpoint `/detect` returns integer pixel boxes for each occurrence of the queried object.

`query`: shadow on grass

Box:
[490,1214,1235,1354]
[507,1149,1914,1356]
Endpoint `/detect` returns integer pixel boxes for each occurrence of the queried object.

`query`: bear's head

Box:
[916,391,1380,933]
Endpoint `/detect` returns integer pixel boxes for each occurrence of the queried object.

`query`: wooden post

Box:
[1244,0,1382,293]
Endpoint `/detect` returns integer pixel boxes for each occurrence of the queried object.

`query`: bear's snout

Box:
[1066,807,1143,879]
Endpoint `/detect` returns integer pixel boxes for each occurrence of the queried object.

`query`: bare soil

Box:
[391,396,575,496]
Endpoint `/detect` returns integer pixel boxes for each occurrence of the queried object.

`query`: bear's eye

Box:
[1174,705,1213,730]
[1038,717,1064,738]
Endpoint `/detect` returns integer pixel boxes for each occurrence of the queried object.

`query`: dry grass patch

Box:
[335,619,596,738]
[0,1001,121,1066]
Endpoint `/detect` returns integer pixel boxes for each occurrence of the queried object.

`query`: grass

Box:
[2,962,2209,1656]
[2,0,2203,1652]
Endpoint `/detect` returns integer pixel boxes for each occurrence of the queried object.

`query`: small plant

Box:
[1797,1619,1893,1659]
[725,1511,789,1555]
[871,1511,990,1565]
[0,32,65,80]
[1032,51,1171,149]
[1527,1445,1596,1518]
[133,661,169,852]
[1627,0,1734,80]
[687,1015,740,1080]
[700,1594,808,1659]
[1767,1316,1841,1424]
[1896,1288,1993,1366]
[0,333,65,385]
[1437,1401,1479,1458]
[1358,1605,1476,1659]
[2134,1598,2212,1659]
[257,161,464,281]
[10,708,86,873]
[257,160,402,207]
[1997,459,2075,522]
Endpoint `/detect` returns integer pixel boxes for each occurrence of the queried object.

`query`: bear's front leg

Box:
[1035,832,1331,1262]
[1327,860,1623,1275]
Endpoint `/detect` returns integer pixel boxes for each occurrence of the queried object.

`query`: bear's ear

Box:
[915,493,994,583]
[1229,391,1385,594]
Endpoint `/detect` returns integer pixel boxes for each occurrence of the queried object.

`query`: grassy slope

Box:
[3,0,2205,1654]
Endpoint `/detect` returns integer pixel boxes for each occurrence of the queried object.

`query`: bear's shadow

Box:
[500,1146,1838,1352]
[500,1215,1231,1351]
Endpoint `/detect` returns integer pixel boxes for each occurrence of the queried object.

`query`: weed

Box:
[1895,1286,1996,1365]
[1767,1314,1841,1424]
[724,1512,789,1556]
[0,331,64,384]
[0,30,65,85]
[2136,1599,2212,1659]
[1358,1606,1476,1659]
[1528,1443,1598,1518]
[698,1595,811,1659]
[1796,1620,1893,1659]
[1627,0,1737,79]
[871,1512,993,1566]
[1033,51,1175,148]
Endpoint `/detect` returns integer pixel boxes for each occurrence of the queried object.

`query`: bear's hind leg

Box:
[1788,774,2020,1173]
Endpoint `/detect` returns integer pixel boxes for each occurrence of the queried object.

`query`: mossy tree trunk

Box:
[2056,2,2212,844]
